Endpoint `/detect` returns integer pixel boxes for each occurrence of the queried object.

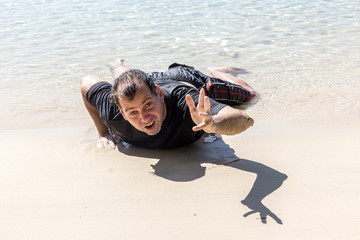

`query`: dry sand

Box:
[1,120,359,239]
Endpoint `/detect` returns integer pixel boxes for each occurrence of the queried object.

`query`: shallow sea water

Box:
[0,0,359,129]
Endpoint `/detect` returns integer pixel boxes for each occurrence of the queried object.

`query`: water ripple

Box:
[0,0,359,128]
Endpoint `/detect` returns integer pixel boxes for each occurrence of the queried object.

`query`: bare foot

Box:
[108,58,132,79]
[113,58,125,67]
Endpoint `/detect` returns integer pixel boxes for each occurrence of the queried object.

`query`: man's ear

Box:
[155,85,164,100]
[119,107,128,121]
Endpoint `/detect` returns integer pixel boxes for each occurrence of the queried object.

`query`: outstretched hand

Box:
[96,134,122,150]
[185,88,215,133]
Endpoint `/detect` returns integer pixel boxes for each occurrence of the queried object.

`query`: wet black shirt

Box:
[86,79,226,149]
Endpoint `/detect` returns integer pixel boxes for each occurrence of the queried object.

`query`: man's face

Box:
[118,84,166,136]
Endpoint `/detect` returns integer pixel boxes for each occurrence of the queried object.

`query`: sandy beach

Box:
[1,120,359,239]
[1,0,359,239]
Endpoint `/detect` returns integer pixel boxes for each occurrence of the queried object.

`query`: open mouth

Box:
[144,121,155,130]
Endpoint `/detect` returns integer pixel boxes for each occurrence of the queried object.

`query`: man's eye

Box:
[130,111,138,116]
[145,102,152,108]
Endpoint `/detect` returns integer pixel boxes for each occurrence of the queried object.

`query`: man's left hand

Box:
[186,88,215,133]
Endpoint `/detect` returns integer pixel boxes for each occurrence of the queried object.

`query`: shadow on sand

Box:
[118,137,287,224]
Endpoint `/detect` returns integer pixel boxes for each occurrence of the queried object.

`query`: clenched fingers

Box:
[192,112,213,132]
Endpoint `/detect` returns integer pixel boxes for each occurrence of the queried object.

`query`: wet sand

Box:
[1,120,359,239]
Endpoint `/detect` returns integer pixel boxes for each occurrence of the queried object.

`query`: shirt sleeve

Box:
[85,81,116,122]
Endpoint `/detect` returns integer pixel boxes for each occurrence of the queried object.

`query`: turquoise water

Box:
[1,0,359,129]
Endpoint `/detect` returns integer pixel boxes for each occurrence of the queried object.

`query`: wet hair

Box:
[110,69,157,108]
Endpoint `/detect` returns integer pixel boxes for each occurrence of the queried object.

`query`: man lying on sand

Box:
[80,59,258,149]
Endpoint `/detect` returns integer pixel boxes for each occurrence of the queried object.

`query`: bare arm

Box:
[80,76,120,150]
[186,88,254,135]
[211,106,254,135]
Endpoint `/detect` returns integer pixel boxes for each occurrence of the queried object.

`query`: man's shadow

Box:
[118,137,287,224]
